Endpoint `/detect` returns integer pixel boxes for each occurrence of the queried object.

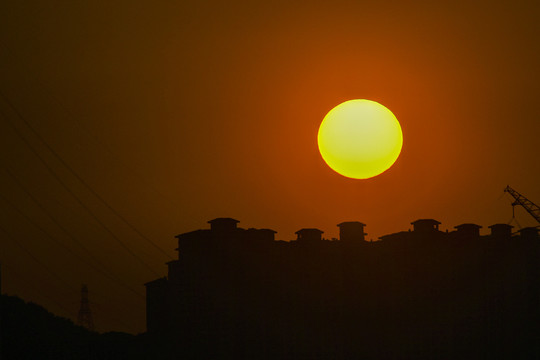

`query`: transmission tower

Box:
[77,284,95,331]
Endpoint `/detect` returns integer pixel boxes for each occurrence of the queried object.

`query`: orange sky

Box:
[0,0,539,333]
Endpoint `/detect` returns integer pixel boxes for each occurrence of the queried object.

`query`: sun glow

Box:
[318,99,403,179]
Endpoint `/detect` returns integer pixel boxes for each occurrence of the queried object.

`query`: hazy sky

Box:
[0,0,539,333]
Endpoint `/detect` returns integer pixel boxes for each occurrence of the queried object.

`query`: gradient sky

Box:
[0,0,539,333]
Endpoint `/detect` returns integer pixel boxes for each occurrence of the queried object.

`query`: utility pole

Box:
[77,284,94,331]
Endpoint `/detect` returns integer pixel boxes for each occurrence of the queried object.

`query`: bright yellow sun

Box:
[318,99,403,179]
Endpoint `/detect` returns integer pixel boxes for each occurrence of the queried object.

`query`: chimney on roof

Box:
[337,221,367,242]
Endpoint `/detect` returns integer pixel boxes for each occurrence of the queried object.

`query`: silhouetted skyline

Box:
[143,217,540,358]
[0,0,539,335]
[3,216,539,359]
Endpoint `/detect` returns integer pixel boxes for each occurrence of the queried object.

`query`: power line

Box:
[0,193,111,282]
[1,168,145,299]
[0,41,189,216]
[0,89,173,260]
[88,299,141,333]
[0,261,78,319]
[0,104,161,276]
[0,262,141,332]
[0,224,76,296]
[0,201,145,331]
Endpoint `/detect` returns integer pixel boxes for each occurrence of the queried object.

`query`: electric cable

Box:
[0,193,147,300]
[0,89,173,260]
[0,262,140,331]
[1,170,145,299]
[0,224,76,296]
[0,41,188,216]
[0,105,161,276]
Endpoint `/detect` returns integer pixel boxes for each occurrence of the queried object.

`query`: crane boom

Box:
[504,185,540,225]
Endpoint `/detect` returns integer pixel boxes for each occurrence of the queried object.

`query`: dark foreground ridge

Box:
[2,218,540,359]
[145,218,540,359]
[0,294,140,359]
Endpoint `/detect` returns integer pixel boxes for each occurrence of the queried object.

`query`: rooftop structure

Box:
[337,221,367,242]
[207,217,240,232]
[488,223,514,239]
[295,228,324,242]
[411,219,441,232]
[146,217,540,349]
[518,227,539,240]
[454,223,482,238]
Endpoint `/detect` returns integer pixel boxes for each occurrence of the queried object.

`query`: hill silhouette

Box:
[0,294,146,359]
[3,218,540,359]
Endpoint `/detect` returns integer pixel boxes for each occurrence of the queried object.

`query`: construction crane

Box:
[504,185,540,225]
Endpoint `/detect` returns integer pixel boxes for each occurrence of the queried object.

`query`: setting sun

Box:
[318,99,403,179]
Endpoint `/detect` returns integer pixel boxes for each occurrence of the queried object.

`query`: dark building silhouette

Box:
[488,223,514,239]
[145,277,168,334]
[207,217,239,233]
[518,226,539,241]
[145,218,540,359]
[411,218,441,233]
[337,221,366,242]
[454,223,482,238]
[295,228,323,242]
